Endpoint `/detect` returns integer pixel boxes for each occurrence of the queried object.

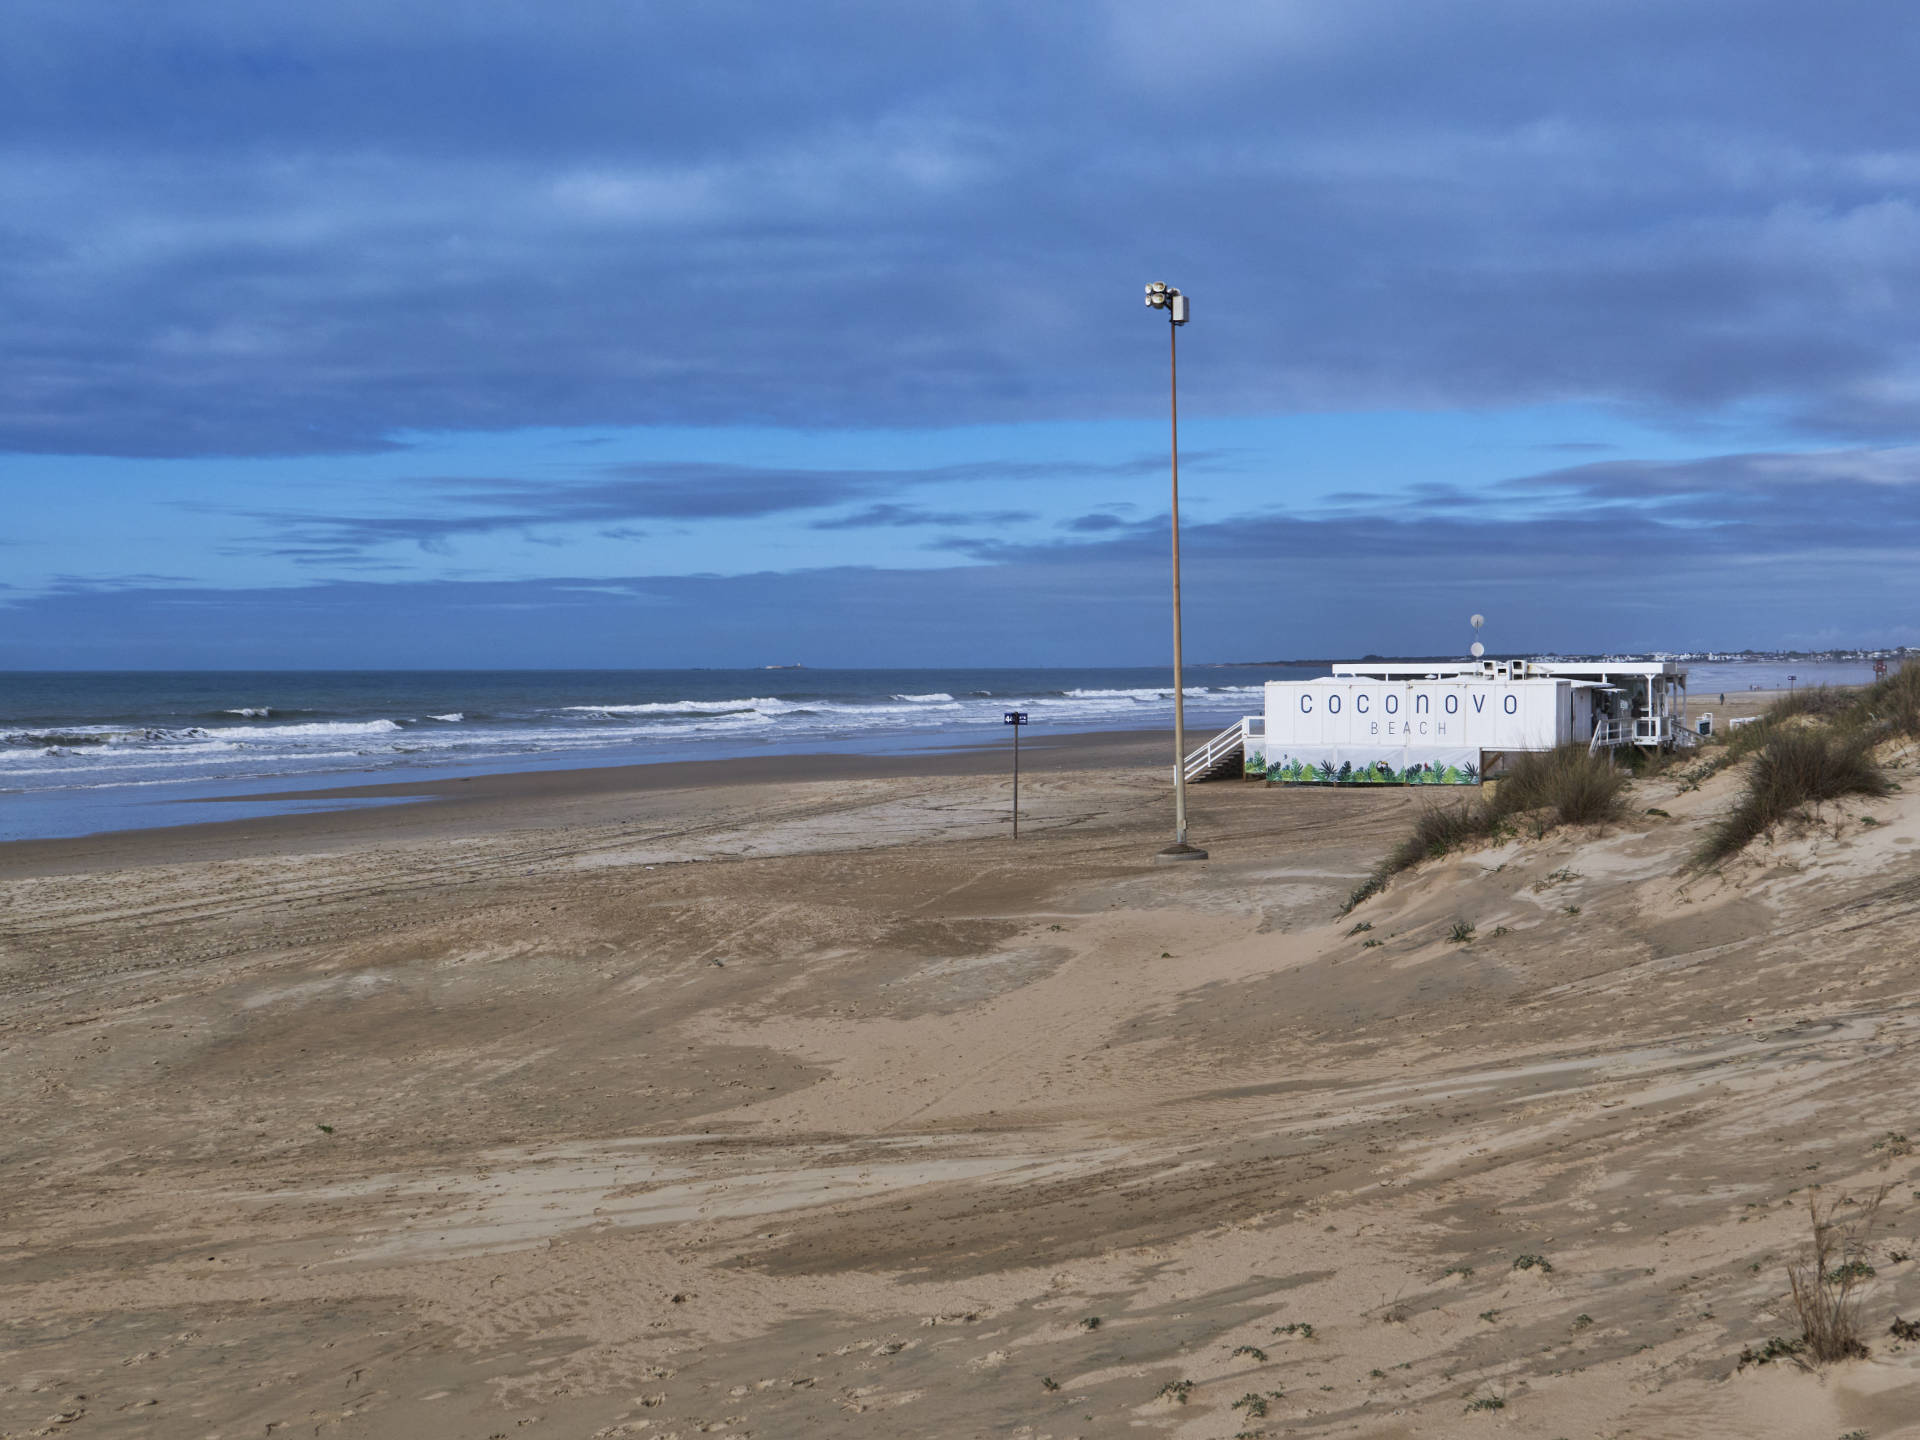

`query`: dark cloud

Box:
[20,442,1915,667]
[942,445,1920,569]
[1061,512,1137,533]
[6,2,1920,455]
[217,455,1171,559]
[809,504,1037,530]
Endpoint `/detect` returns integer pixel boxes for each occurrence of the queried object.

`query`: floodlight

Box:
[1139,280,1205,863]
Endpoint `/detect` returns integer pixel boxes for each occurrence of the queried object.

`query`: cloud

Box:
[10,508,1918,673]
[6,3,1920,455]
[940,444,1920,569]
[808,504,1036,530]
[24,438,1917,667]
[1060,512,1138,533]
[216,455,1175,559]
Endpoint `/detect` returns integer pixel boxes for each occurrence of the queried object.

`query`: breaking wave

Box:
[0,673,1278,802]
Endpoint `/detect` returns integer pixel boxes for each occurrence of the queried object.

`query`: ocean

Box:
[0,660,1884,843]
[0,667,1299,842]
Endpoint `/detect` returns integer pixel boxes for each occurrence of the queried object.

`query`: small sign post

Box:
[1004,711,1029,838]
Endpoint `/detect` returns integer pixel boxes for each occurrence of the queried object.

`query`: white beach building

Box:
[1184,658,1691,787]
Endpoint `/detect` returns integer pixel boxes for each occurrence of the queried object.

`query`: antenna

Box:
[1469,613,1486,659]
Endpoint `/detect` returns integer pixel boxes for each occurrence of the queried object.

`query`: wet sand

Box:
[4,728,1920,1437]
[0,728,1170,877]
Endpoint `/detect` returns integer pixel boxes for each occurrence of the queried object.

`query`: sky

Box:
[3,0,1918,669]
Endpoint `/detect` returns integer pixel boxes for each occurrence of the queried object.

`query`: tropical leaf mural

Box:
[1262,748,1480,785]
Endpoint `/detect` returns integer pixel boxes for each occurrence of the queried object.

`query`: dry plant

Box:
[1342,745,1628,912]
[1698,727,1889,865]
[1786,1185,1890,1364]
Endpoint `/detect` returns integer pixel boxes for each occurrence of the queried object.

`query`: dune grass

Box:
[1496,743,1633,824]
[1343,745,1629,912]
[1712,665,1920,769]
[1343,665,1918,908]
[1696,725,1889,865]
[1689,664,1916,863]
[1856,660,1920,739]
[1785,1187,1889,1365]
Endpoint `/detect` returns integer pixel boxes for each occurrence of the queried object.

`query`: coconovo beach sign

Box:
[1255,677,1585,786]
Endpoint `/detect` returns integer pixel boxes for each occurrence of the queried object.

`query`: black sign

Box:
[1004,711,1029,725]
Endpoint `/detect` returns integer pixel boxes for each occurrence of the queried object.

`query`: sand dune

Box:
[3,736,1919,1437]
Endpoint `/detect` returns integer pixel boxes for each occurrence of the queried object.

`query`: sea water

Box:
[0,667,1300,841]
[0,661,1884,842]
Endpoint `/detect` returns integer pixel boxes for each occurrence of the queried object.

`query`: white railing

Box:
[1589,718,1631,754]
[1590,713,1696,753]
[1184,715,1261,782]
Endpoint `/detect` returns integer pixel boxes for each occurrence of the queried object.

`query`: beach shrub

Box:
[1395,801,1495,865]
[1494,746,1629,825]
[1699,684,1865,777]
[1856,661,1920,740]
[1771,685,1857,721]
[1697,726,1888,865]
[1340,745,1626,913]
[1784,1187,1889,1365]
[1735,1335,1806,1370]
[1711,665,1920,778]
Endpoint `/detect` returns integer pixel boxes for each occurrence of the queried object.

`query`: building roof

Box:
[1328,659,1685,682]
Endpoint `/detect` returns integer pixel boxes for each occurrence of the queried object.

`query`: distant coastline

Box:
[1208,646,1916,668]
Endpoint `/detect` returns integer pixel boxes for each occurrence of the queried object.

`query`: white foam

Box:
[221,719,404,740]
[2,679,1274,805]
[1063,686,1213,700]
[567,696,788,716]
[223,706,273,717]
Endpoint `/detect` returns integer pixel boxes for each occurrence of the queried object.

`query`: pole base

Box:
[1154,842,1209,863]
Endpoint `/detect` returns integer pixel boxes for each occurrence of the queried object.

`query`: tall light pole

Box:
[1145,281,1206,863]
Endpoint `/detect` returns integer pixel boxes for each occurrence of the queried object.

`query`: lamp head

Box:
[1144,281,1185,316]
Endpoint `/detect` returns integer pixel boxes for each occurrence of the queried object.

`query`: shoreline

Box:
[0,726,1180,876]
[0,681,1839,873]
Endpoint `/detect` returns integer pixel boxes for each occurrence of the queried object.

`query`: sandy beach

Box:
[5,709,1919,1438]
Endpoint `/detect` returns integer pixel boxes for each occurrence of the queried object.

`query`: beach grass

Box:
[1343,745,1628,912]
[1691,664,1917,863]
[1697,725,1889,864]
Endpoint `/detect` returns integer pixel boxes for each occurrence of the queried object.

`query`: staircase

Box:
[1184,716,1261,783]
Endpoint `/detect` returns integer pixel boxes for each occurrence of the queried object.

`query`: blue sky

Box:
[3,0,1918,667]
